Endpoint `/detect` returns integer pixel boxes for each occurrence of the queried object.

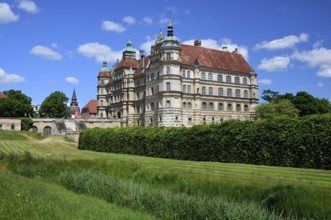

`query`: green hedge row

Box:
[78,114,331,169]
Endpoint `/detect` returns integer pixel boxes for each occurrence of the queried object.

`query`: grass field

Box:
[0,130,330,219]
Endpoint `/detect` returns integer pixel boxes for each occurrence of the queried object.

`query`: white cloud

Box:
[316,65,331,78]
[18,0,39,14]
[142,16,153,25]
[159,17,170,24]
[254,33,308,50]
[258,79,272,85]
[77,42,123,63]
[30,45,62,60]
[140,36,155,55]
[101,20,126,33]
[258,56,290,72]
[65,77,79,84]
[182,38,249,60]
[0,3,19,24]
[0,68,25,84]
[313,40,323,49]
[122,16,136,25]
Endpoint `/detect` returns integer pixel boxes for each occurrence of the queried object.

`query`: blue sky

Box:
[1,0,331,107]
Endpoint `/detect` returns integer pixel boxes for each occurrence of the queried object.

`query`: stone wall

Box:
[0,118,21,131]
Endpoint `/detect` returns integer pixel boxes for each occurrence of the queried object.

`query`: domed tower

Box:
[160,20,180,60]
[97,60,111,118]
[122,39,136,59]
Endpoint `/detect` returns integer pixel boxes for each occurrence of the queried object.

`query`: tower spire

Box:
[167,12,173,37]
[70,89,78,107]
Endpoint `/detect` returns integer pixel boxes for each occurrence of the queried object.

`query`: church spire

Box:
[167,20,174,37]
[70,89,78,107]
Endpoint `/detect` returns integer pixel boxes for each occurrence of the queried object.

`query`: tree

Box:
[21,118,34,131]
[261,89,280,103]
[255,99,299,119]
[0,90,34,117]
[39,91,70,118]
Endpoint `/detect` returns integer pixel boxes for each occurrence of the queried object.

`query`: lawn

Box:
[0,130,330,219]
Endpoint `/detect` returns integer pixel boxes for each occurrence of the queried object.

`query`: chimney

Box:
[139,50,145,69]
[233,48,238,53]
[222,46,228,51]
[194,39,201,46]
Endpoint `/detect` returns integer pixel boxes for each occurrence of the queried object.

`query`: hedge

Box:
[78,114,331,169]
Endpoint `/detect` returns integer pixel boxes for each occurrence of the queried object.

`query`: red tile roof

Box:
[115,58,139,71]
[82,100,97,114]
[98,71,111,77]
[0,92,7,99]
[180,44,252,73]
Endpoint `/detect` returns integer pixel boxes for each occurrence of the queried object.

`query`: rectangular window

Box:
[235,89,241,97]
[182,71,185,78]
[217,74,222,82]
[187,85,191,94]
[226,75,231,83]
[244,90,249,98]
[183,85,186,93]
[209,87,213,96]
[166,82,171,91]
[218,87,223,96]
[235,76,240,84]
[236,104,241,112]
[243,77,248,85]
[244,105,249,112]
[187,71,191,78]
[208,73,213,80]
[227,88,232,97]
[166,67,170,74]
[201,72,206,79]
[202,86,206,95]
[166,53,171,60]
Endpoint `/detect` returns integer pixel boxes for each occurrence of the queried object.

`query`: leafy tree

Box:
[39,91,70,118]
[255,99,299,119]
[261,89,280,103]
[21,118,34,131]
[0,90,34,117]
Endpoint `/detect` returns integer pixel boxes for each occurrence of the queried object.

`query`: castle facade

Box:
[97,22,258,127]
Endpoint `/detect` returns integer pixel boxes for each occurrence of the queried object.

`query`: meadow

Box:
[0,130,330,219]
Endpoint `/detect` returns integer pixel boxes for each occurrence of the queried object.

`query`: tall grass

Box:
[2,152,330,219]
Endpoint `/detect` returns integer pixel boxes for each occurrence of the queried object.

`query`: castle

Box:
[97,21,258,127]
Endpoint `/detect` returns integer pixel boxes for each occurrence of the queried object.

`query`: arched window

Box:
[43,126,51,136]
[208,72,213,80]
[235,76,240,84]
[218,87,223,96]
[217,74,222,82]
[166,100,171,108]
[187,85,191,93]
[236,104,241,112]
[226,75,231,83]
[201,102,207,110]
[150,102,154,110]
[235,89,241,97]
[188,102,192,108]
[201,72,206,79]
[227,103,233,111]
[244,90,249,98]
[166,53,171,60]
[227,88,232,97]
[202,86,206,95]
[209,87,213,96]
[31,126,38,133]
[183,102,187,108]
[209,102,214,110]
[218,103,224,111]
[243,77,248,85]
[166,82,171,91]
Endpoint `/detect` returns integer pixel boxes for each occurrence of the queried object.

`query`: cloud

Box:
[182,38,249,60]
[18,0,40,14]
[0,68,25,84]
[254,33,308,50]
[258,56,290,72]
[30,45,62,60]
[317,82,324,88]
[313,40,323,49]
[258,79,272,85]
[184,9,190,14]
[51,43,58,48]
[292,47,331,78]
[101,20,126,33]
[77,42,123,63]
[122,16,136,25]
[140,36,155,55]
[0,3,19,24]
[142,16,153,25]
[159,17,170,24]
[65,77,79,84]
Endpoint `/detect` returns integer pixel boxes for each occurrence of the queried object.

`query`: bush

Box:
[21,117,33,131]
[79,114,331,169]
